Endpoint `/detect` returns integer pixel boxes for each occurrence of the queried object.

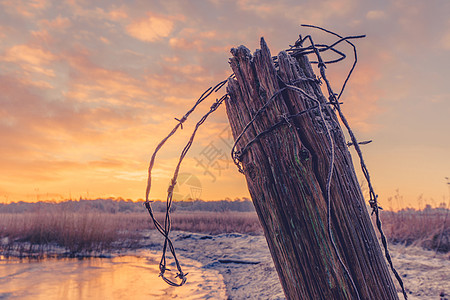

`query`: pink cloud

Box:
[64,2,129,25]
[1,0,48,17]
[366,10,387,20]
[31,29,52,43]
[0,26,6,39]
[237,0,356,24]
[26,0,47,10]
[39,16,71,30]
[99,36,110,44]
[168,28,231,53]
[236,0,275,18]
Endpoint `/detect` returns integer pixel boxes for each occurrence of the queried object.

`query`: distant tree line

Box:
[0,197,256,213]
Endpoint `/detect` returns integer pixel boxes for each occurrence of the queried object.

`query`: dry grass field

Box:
[0,209,263,255]
[0,211,139,253]
[377,208,449,252]
[0,201,448,255]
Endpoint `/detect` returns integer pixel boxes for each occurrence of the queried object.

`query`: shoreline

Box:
[142,230,450,300]
[2,230,449,299]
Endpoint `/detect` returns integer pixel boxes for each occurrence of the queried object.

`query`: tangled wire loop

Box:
[144,24,407,299]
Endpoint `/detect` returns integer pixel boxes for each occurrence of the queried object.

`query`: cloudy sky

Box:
[0,0,449,209]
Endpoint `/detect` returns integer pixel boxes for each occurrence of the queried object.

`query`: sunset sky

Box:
[1,0,449,209]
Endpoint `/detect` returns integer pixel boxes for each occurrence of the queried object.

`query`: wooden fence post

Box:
[225,38,399,299]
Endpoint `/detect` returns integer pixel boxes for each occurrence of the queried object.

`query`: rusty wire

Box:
[301,24,408,299]
[231,82,361,299]
[144,78,229,286]
[230,25,407,299]
[145,26,407,298]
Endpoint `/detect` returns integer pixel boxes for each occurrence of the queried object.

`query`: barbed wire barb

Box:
[144,76,230,286]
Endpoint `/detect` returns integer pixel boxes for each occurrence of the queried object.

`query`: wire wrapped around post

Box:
[144,26,407,299]
[229,25,407,299]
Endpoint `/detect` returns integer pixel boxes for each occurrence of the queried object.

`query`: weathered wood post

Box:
[225,38,399,299]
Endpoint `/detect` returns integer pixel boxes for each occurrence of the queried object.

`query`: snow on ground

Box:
[143,230,449,300]
[388,244,449,300]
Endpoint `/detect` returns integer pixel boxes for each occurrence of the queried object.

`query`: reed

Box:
[0,211,139,254]
[376,207,449,252]
[0,207,447,254]
[160,211,263,235]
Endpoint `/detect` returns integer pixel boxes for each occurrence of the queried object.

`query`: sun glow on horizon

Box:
[0,0,449,209]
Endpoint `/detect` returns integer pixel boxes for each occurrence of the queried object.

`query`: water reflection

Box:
[0,251,225,299]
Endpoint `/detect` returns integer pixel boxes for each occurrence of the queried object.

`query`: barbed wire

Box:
[145,25,407,298]
[231,82,362,299]
[144,78,230,286]
[302,24,407,299]
[230,25,407,299]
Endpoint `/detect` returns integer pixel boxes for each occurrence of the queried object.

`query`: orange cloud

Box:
[0,73,161,201]
[22,78,54,89]
[126,14,174,42]
[441,31,450,50]
[1,44,57,84]
[325,61,383,133]
[88,159,126,169]
[2,44,56,66]
[163,55,180,63]
[63,52,152,107]
[166,64,205,76]
[108,7,129,21]
[0,0,446,206]
[169,37,203,50]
